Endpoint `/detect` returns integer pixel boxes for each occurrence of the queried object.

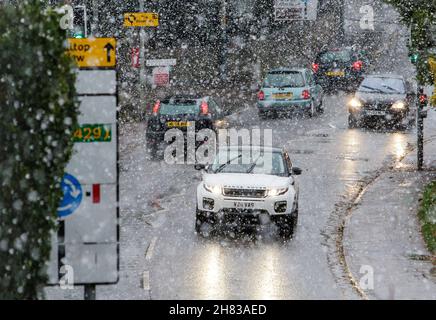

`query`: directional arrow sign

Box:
[124,12,159,27]
[66,38,117,68]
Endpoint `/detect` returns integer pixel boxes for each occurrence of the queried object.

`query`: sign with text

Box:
[153,66,170,87]
[146,59,177,67]
[48,69,119,286]
[66,38,116,68]
[124,12,159,27]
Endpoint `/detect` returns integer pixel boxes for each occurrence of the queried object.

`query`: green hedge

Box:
[0,1,78,299]
[418,181,436,254]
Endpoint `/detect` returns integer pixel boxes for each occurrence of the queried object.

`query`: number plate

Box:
[73,124,112,143]
[167,121,191,128]
[272,92,293,100]
[326,70,345,77]
[233,202,255,209]
[365,110,386,116]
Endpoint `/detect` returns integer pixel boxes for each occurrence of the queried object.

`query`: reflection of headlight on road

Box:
[348,98,363,109]
[391,101,405,110]
[267,187,288,197]
[204,184,222,194]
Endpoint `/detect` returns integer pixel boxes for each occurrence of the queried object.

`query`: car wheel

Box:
[317,97,325,114]
[306,101,315,118]
[146,139,158,159]
[195,208,213,237]
[348,114,358,128]
[276,215,296,241]
[258,110,268,120]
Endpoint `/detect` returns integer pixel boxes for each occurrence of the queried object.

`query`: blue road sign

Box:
[57,173,83,218]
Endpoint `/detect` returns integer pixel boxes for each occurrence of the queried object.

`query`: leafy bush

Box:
[418,181,436,254]
[0,1,78,299]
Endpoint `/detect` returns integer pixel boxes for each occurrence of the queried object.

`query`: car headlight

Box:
[348,97,363,109]
[267,187,289,197]
[391,101,405,110]
[204,183,221,194]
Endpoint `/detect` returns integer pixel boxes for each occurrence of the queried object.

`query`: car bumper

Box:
[197,185,297,217]
[257,100,311,110]
[349,108,406,119]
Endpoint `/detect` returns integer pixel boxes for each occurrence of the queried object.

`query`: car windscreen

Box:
[263,71,305,88]
[319,50,351,63]
[159,99,200,115]
[359,77,405,94]
[210,150,287,176]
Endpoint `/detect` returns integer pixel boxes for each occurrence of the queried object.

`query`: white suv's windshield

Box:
[210,150,287,176]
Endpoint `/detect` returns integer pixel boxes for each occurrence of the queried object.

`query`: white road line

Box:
[146,237,158,261]
[143,271,150,291]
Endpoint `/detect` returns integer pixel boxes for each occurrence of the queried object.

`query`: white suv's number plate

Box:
[233,202,255,209]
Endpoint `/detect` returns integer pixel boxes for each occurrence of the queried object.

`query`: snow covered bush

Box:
[0,1,78,299]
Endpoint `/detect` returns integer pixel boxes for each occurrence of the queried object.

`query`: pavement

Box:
[343,110,436,300]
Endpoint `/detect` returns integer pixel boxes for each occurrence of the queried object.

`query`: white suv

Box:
[195,146,301,239]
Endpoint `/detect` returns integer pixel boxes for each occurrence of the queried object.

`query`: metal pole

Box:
[417,87,425,171]
[84,284,96,300]
[220,0,228,83]
[139,0,147,104]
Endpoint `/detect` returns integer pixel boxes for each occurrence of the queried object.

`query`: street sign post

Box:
[274,0,318,21]
[66,38,116,68]
[124,12,159,27]
[48,39,119,300]
[146,59,177,67]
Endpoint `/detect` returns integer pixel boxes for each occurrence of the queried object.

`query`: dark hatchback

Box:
[312,48,369,93]
[146,95,228,158]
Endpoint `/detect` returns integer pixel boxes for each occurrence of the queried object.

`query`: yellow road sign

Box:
[124,13,159,27]
[429,57,436,106]
[66,38,116,68]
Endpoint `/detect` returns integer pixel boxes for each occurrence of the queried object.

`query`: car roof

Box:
[267,68,307,73]
[218,145,284,153]
[364,74,404,80]
[162,95,207,102]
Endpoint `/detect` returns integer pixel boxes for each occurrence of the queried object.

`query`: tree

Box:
[0,0,78,299]
[384,0,436,84]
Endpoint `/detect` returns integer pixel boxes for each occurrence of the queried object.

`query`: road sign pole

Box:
[417,87,427,171]
[84,284,96,300]
[139,0,148,108]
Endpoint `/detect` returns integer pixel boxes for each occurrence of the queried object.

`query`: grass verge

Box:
[418,180,436,254]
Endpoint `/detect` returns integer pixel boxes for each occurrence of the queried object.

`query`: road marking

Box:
[143,271,150,291]
[146,237,158,261]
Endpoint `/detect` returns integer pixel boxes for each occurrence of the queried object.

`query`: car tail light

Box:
[152,100,161,115]
[258,90,265,101]
[301,89,311,100]
[312,63,319,73]
[352,60,363,71]
[200,100,209,115]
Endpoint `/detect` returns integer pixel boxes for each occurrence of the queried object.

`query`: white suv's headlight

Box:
[267,187,289,197]
[204,183,221,194]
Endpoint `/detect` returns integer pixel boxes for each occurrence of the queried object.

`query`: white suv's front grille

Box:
[223,188,267,198]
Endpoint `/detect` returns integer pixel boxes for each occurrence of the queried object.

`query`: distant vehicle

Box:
[194,146,302,240]
[146,95,228,158]
[312,47,368,93]
[256,68,324,119]
[347,74,417,128]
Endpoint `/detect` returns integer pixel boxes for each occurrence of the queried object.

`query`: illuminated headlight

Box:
[348,97,363,109]
[204,183,221,194]
[391,101,405,110]
[267,187,289,197]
